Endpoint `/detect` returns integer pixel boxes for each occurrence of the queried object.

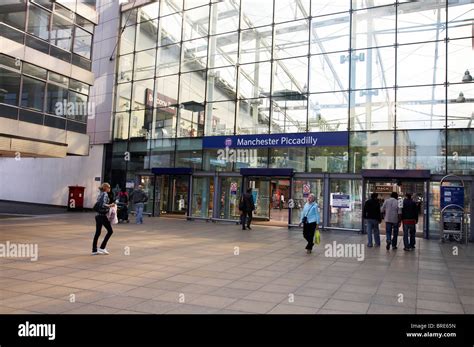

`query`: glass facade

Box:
[110,0,473,235]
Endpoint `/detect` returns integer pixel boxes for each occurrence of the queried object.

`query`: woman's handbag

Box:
[314,227,321,245]
[93,201,109,215]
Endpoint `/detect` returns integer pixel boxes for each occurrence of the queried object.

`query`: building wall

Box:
[0,144,104,208]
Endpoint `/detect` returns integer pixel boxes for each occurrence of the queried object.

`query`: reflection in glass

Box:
[191,176,214,218]
[350,131,395,171]
[183,5,209,41]
[308,146,348,173]
[291,179,323,225]
[309,53,349,93]
[308,92,348,132]
[270,147,305,172]
[134,49,156,81]
[27,4,50,40]
[136,19,158,51]
[236,98,270,134]
[21,76,45,111]
[204,101,235,136]
[273,20,309,59]
[330,179,362,230]
[311,12,350,55]
[350,88,395,131]
[447,129,474,175]
[352,6,396,50]
[156,44,181,76]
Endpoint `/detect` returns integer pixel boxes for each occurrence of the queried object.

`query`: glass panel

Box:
[121,8,137,27]
[181,37,208,72]
[234,148,268,169]
[448,38,473,84]
[396,86,446,129]
[21,76,45,111]
[241,0,273,28]
[205,101,235,136]
[129,109,146,138]
[311,12,350,55]
[0,54,21,70]
[132,79,154,110]
[138,1,159,22]
[191,176,214,218]
[73,26,92,59]
[155,106,177,138]
[447,83,473,128]
[184,0,208,10]
[353,47,395,90]
[160,0,183,17]
[330,179,363,229]
[448,0,474,39]
[179,70,206,104]
[149,139,175,167]
[176,150,202,169]
[209,1,239,35]
[307,146,348,173]
[308,92,349,132]
[158,12,182,46]
[269,147,305,172]
[271,92,307,134]
[396,129,446,173]
[350,88,395,131]
[133,49,156,81]
[311,0,350,16]
[206,66,237,102]
[113,112,130,140]
[247,178,270,219]
[239,27,272,64]
[291,179,323,225]
[136,19,158,51]
[239,61,271,98]
[208,33,238,68]
[397,1,447,44]
[155,74,179,104]
[46,83,68,115]
[0,0,26,31]
[274,0,309,23]
[447,129,474,175]
[352,0,395,10]
[75,15,94,32]
[170,175,189,214]
[273,20,309,59]
[54,4,74,22]
[156,44,181,76]
[0,68,20,106]
[67,90,88,122]
[397,41,446,87]
[119,25,136,55]
[183,5,209,41]
[22,62,47,80]
[115,83,132,112]
[218,177,242,220]
[27,4,50,40]
[352,6,396,50]
[236,98,271,134]
[51,14,73,51]
[309,53,349,93]
[69,79,89,95]
[350,131,395,171]
[177,107,205,137]
[272,57,308,95]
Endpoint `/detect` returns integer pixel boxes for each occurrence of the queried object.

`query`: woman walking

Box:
[92,183,115,255]
[299,193,321,254]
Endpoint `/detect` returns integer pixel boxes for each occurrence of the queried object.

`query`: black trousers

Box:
[303,222,317,250]
[93,214,113,252]
[241,211,252,229]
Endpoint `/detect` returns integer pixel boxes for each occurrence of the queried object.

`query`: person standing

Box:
[117,187,129,223]
[299,193,320,254]
[92,183,115,255]
[402,193,418,251]
[239,188,255,230]
[363,193,382,247]
[130,185,148,224]
[381,192,402,250]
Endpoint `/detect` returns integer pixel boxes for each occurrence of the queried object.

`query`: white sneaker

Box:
[91,251,99,255]
[98,248,109,255]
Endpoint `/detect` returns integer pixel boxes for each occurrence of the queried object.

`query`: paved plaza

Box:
[0,213,473,314]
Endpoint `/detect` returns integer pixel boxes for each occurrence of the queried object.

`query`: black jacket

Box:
[402,198,418,222]
[363,198,381,222]
[239,193,255,212]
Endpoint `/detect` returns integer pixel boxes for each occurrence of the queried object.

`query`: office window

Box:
[46,83,68,115]
[0,0,26,31]
[51,14,73,51]
[21,76,45,111]
[27,4,50,40]
[0,67,21,106]
[73,26,92,59]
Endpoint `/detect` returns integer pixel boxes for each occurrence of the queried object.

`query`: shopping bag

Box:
[108,205,118,224]
[314,228,321,245]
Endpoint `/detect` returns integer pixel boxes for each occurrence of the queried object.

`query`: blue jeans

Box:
[366,219,380,246]
[135,203,144,224]
[403,223,416,249]
[386,222,399,247]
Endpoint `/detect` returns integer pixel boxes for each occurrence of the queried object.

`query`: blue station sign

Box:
[203,131,348,149]
[440,186,464,209]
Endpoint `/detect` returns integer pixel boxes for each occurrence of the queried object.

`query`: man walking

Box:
[239,188,255,230]
[363,193,382,247]
[381,192,401,250]
[130,185,148,224]
[402,193,418,251]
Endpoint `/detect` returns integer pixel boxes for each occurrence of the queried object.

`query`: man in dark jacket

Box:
[239,188,255,230]
[402,193,418,251]
[363,193,382,247]
[130,185,148,224]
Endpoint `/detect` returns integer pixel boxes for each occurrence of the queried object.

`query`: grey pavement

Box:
[0,213,472,314]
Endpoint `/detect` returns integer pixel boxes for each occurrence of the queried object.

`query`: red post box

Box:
[68,186,85,211]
